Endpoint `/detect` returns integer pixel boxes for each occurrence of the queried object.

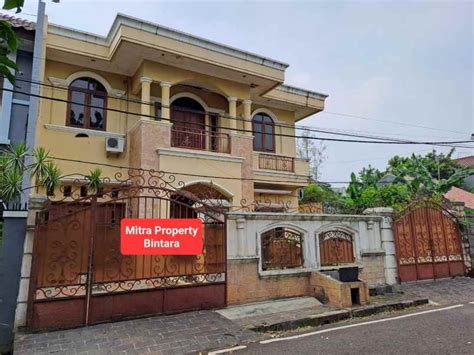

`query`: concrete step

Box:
[216,296,322,320]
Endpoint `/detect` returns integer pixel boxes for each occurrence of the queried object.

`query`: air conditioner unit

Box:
[105,136,125,154]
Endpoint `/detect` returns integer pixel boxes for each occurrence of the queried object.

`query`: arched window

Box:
[67,77,107,130]
[252,113,275,152]
[261,227,304,270]
[319,230,355,266]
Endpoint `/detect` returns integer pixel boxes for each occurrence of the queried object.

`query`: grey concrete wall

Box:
[0,213,27,353]
[226,211,398,287]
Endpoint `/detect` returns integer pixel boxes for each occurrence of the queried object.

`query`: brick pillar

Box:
[230,133,254,204]
[129,119,172,171]
[451,202,473,274]
[12,195,46,331]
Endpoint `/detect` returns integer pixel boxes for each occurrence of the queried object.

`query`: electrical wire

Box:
[6,75,473,148]
[1,85,473,146]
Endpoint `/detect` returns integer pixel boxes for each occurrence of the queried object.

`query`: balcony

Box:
[258,153,294,172]
[171,126,230,153]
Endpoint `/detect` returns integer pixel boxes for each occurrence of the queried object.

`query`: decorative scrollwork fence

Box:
[393,200,465,282]
[28,169,227,331]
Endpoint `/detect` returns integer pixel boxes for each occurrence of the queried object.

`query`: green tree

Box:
[393,155,472,197]
[0,0,24,83]
[388,149,462,182]
[301,183,343,205]
[344,149,473,212]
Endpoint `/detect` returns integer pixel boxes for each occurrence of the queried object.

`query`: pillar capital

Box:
[227,96,238,103]
[243,99,252,105]
[160,81,172,88]
[140,76,153,84]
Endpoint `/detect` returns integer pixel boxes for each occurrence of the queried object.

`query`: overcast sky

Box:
[13,0,474,184]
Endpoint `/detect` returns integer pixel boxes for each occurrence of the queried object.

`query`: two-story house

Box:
[16,14,332,331]
[35,14,327,210]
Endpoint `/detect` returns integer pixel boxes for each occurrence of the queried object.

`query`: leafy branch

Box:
[0,0,25,83]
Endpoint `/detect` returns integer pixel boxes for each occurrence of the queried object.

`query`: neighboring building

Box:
[444,186,474,209]
[0,11,45,353]
[455,155,474,190]
[34,14,327,209]
[0,14,36,148]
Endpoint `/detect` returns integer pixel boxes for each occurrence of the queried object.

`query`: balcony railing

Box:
[259,153,294,172]
[171,126,230,153]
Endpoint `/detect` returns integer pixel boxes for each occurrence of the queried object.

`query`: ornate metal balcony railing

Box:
[171,126,230,153]
[258,153,294,172]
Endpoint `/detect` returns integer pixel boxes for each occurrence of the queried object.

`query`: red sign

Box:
[120,218,203,255]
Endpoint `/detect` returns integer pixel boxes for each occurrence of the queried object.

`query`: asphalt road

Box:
[228,303,474,355]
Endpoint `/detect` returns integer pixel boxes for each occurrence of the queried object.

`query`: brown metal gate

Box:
[27,171,227,331]
[393,201,465,282]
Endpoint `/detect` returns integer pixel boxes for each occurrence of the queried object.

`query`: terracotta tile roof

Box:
[455,155,474,167]
[444,186,474,209]
[0,13,35,31]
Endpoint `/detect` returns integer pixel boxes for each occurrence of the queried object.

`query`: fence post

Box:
[450,202,473,275]
[363,207,398,285]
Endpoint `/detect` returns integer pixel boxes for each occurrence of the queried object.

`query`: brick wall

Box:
[227,259,310,305]
[310,271,369,308]
[227,259,371,307]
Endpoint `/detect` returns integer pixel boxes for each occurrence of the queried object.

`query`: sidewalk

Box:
[14,277,474,354]
[14,311,262,355]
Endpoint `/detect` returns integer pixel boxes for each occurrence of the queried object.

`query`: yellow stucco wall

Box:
[35,22,316,204]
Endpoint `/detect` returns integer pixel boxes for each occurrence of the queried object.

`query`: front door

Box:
[171,98,206,150]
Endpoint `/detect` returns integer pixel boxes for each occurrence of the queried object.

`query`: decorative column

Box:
[140,77,153,119]
[160,81,171,120]
[363,207,398,285]
[243,99,252,135]
[227,96,237,130]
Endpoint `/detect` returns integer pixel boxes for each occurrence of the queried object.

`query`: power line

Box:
[322,110,468,135]
[7,75,473,148]
[2,85,473,147]
[298,125,467,140]
[2,40,470,136]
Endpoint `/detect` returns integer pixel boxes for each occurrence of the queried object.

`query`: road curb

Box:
[251,298,429,333]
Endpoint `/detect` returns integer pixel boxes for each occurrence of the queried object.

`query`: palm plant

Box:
[85,168,103,195]
[0,143,62,202]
